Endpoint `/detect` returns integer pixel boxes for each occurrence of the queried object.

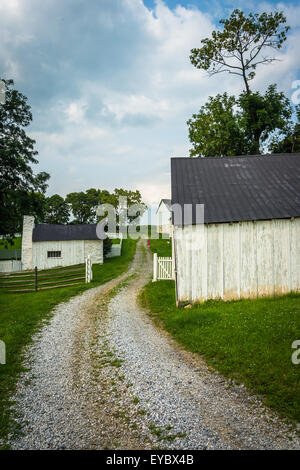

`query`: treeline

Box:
[0,79,145,240]
[188,10,300,157]
[34,188,144,225]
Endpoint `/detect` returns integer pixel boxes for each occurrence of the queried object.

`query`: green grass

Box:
[111,238,121,244]
[140,280,300,423]
[148,232,172,257]
[0,238,137,445]
[0,237,22,250]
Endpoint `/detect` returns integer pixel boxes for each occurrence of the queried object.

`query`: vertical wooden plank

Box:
[207,224,223,299]
[35,266,38,292]
[290,218,300,292]
[223,223,240,300]
[240,222,257,299]
[273,219,290,295]
[153,253,157,282]
[256,221,274,297]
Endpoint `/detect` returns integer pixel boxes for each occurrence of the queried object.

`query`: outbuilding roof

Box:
[32,223,99,242]
[156,199,172,213]
[171,154,300,224]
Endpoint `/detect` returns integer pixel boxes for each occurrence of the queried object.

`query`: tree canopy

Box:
[0,79,50,238]
[188,9,296,156]
[190,9,289,95]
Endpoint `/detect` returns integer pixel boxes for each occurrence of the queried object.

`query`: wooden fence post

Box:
[153,253,157,282]
[35,266,38,291]
[86,255,92,283]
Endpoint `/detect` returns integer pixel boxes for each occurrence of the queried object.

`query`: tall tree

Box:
[190,10,290,153]
[0,79,49,238]
[188,85,292,157]
[187,93,248,157]
[66,191,94,224]
[44,194,70,224]
[270,105,300,153]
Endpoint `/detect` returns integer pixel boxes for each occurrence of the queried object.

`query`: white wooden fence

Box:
[85,255,93,283]
[153,253,174,281]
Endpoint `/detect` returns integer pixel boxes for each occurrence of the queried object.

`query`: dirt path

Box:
[107,241,300,450]
[7,240,300,450]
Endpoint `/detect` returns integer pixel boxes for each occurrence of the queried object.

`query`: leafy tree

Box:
[66,191,94,224]
[113,188,146,224]
[238,84,292,153]
[0,79,50,238]
[188,85,292,157]
[44,194,70,224]
[103,238,113,258]
[190,9,289,95]
[187,93,248,157]
[190,9,290,154]
[270,105,300,153]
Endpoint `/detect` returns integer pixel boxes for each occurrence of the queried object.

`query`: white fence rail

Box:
[153,253,174,281]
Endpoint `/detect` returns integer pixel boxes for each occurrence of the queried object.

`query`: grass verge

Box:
[0,238,137,445]
[140,279,300,423]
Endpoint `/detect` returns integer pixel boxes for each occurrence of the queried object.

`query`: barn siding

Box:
[32,239,103,270]
[174,218,300,303]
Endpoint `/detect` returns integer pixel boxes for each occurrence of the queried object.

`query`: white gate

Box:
[153,253,174,281]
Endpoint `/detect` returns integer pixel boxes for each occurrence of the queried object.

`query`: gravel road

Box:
[6,240,300,450]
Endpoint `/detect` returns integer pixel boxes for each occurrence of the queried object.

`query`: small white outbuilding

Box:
[171,153,300,305]
[156,199,172,235]
[21,216,103,271]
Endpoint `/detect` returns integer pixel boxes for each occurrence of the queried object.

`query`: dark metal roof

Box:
[156,198,172,213]
[32,223,99,242]
[171,154,300,224]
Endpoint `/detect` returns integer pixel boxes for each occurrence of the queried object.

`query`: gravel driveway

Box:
[6,240,300,450]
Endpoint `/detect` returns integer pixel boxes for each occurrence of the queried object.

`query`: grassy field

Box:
[140,279,300,423]
[0,237,22,250]
[148,233,172,257]
[0,238,137,445]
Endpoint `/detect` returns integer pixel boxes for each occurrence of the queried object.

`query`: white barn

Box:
[171,154,300,305]
[21,216,103,271]
[156,199,172,235]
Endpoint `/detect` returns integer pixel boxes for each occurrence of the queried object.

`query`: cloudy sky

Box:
[1,0,300,210]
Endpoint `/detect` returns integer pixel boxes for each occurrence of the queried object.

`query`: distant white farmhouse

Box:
[171,154,300,305]
[156,199,172,235]
[21,216,103,271]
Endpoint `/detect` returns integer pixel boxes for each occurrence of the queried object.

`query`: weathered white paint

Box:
[153,256,174,281]
[21,215,34,270]
[174,218,300,303]
[157,201,172,235]
[0,260,22,273]
[32,239,103,270]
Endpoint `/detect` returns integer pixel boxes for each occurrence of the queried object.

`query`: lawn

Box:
[148,232,172,257]
[0,237,22,250]
[140,279,300,423]
[0,238,137,445]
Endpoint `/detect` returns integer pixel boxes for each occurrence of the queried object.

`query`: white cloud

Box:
[1,0,299,205]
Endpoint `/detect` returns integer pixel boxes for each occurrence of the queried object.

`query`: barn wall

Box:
[32,239,103,270]
[83,240,103,264]
[174,218,300,303]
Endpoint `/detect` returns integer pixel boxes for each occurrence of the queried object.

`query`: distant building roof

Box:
[171,154,300,225]
[33,223,100,242]
[156,199,172,213]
